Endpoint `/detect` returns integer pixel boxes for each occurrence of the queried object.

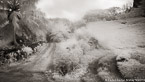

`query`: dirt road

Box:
[19,43,56,72]
[0,43,56,82]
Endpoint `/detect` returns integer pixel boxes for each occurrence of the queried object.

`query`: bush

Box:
[0,45,39,65]
[78,40,91,55]
[83,8,119,22]
[70,20,86,33]
[20,11,48,42]
[50,40,83,76]
[88,52,127,82]
[88,37,99,49]
[74,27,92,41]
[50,25,101,77]
[51,52,81,76]
[47,18,105,81]
[47,18,72,42]
[65,67,87,79]
[117,8,144,19]
[21,46,33,55]
[116,52,145,79]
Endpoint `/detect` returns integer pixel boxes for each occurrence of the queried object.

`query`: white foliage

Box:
[21,46,33,55]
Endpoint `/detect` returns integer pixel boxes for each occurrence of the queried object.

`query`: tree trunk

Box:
[10,11,22,46]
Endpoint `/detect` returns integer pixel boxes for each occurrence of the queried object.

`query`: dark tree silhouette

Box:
[133,0,142,8]
[140,0,145,15]
[133,0,145,16]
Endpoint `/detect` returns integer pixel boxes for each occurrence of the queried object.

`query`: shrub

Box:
[117,8,144,19]
[21,46,33,55]
[65,67,87,79]
[70,20,86,33]
[0,45,36,65]
[51,41,83,76]
[21,13,48,42]
[74,27,92,41]
[51,41,90,80]
[116,52,145,79]
[52,52,81,76]
[47,18,72,42]
[83,8,119,22]
[78,40,91,55]
[88,37,99,49]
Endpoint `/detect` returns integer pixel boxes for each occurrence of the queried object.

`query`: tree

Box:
[133,0,145,16]
[9,11,22,46]
[7,0,22,46]
[133,0,142,8]
[1,0,47,46]
[140,0,145,15]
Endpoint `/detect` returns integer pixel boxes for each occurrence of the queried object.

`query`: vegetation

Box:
[0,0,145,82]
[0,0,49,66]
[117,52,145,79]
[83,8,119,22]
[83,0,145,23]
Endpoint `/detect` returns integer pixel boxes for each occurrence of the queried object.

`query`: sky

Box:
[36,0,133,21]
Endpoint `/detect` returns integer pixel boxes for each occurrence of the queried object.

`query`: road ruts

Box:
[0,43,56,82]
[18,43,56,72]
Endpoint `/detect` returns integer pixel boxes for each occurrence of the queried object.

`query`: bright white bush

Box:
[21,46,33,55]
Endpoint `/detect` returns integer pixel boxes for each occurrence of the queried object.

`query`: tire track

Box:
[20,43,56,72]
[0,43,56,82]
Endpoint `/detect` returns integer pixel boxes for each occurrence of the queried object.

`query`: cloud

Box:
[36,0,133,21]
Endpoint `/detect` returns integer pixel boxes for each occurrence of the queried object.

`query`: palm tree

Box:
[7,0,22,46]
[9,11,22,46]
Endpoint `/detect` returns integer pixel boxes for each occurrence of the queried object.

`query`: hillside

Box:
[0,17,145,82]
[0,0,145,82]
